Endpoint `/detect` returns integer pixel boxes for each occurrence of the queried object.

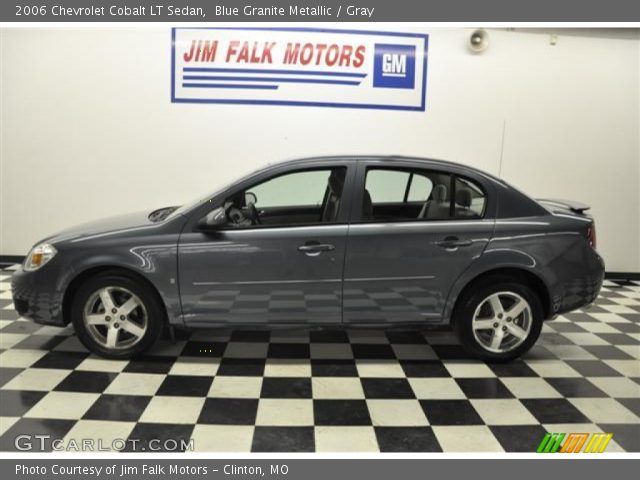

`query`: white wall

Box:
[1,27,639,272]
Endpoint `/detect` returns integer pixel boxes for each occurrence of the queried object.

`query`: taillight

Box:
[587,224,596,249]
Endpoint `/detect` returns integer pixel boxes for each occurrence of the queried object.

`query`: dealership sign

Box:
[171,28,428,111]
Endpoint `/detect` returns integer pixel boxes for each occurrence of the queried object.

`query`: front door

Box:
[178,165,352,326]
[342,162,495,324]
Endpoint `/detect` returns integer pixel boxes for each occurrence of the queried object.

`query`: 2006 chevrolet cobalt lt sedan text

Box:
[11,156,604,361]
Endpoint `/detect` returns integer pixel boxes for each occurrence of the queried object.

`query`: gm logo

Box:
[373,44,416,89]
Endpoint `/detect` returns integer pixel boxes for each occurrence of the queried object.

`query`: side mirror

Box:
[245,191,257,206]
[197,207,226,231]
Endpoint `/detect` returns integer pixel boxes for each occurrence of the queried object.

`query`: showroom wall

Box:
[1,27,639,272]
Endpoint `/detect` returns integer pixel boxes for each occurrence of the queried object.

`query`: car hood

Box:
[39,210,161,246]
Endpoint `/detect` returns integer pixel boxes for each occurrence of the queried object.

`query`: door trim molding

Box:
[344,275,435,282]
[193,278,341,286]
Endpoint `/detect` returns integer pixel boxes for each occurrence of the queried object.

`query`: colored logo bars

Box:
[536,433,613,453]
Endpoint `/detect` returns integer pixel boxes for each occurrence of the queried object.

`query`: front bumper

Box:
[11,265,66,326]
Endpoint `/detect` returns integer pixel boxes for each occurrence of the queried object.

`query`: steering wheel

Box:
[248,203,261,225]
[226,205,252,227]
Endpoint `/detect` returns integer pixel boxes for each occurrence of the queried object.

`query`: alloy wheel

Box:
[471,291,532,353]
[82,286,148,350]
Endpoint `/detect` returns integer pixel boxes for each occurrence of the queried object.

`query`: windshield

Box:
[162,197,206,221]
[162,165,269,221]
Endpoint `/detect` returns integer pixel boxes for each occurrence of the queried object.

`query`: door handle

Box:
[435,236,473,249]
[298,242,335,256]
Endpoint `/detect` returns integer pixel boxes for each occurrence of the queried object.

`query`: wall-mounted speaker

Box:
[468,29,490,53]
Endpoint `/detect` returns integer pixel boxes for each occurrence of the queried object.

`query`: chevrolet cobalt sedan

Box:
[11,156,604,361]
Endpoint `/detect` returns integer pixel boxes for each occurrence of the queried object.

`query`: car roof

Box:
[268,155,506,185]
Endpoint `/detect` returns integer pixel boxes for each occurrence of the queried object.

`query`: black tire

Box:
[453,276,543,362]
[70,271,164,359]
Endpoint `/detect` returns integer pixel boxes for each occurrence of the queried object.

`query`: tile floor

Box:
[0,265,638,452]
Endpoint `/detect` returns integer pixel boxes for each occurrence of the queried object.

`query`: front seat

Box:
[321,170,346,222]
[419,184,449,219]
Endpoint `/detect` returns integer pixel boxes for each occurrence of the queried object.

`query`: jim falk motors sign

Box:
[171,28,428,111]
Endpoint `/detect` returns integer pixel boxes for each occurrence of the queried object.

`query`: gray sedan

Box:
[11,156,604,361]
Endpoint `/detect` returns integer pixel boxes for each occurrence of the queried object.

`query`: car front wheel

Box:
[454,279,543,361]
[71,271,164,359]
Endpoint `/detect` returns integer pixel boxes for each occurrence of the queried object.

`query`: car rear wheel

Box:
[71,272,164,359]
[453,279,543,362]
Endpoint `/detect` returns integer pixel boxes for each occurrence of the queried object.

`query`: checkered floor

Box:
[1,264,639,453]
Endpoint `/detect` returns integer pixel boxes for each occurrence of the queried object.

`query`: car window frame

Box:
[365,167,438,206]
[451,175,488,219]
[245,168,338,210]
[187,162,356,232]
[351,161,491,224]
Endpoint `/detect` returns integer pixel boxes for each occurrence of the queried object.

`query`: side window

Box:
[361,168,487,222]
[365,170,410,203]
[250,170,330,208]
[363,168,451,222]
[407,174,433,202]
[222,167,346,228]
[454,177,486,218]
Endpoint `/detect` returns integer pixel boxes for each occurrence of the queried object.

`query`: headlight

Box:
[24,243,57,271]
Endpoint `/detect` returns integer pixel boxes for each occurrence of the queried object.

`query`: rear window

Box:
[454,176,486,218]
[362,167,486,222]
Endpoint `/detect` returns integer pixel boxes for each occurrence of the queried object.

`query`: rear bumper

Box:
[11,265,65,326]
[553,250,605,317]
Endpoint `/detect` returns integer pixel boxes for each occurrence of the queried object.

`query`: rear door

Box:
[342,160,496,324]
